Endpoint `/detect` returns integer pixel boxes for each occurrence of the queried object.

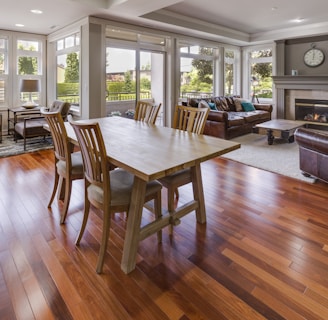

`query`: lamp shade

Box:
[20,79,40,93]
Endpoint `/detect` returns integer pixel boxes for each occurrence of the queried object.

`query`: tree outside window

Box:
[250,48,273,99]
[180,46,214,98]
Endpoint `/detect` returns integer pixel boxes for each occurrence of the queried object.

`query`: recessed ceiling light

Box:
[15,24,24,27]
[295,18,305,23]
[31,9,43,14]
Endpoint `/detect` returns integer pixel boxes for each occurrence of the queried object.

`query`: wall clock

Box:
[304,44,325,67]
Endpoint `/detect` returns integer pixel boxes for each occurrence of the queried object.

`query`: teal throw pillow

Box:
[241,101,255,111]
[208,102,217,110]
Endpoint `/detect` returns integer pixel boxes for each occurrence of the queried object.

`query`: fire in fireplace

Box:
[295,99,328,123]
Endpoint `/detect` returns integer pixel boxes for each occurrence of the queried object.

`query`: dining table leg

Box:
[121,176,147,274]
[190,163,206,224]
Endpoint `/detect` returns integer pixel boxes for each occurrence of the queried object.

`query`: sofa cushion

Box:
[238,110,270,123]
[227,113,245,127]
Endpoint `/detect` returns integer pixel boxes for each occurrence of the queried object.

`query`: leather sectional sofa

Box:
[185,96,273,140]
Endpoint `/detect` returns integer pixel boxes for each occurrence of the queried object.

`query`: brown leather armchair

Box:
[14,100,70,150]
[294,127,328,182]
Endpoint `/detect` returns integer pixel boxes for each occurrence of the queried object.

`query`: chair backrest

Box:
[48,100,71,121]
[41,107,71,164]
[173,105,209,134]
[134,101,162,125]
[68,116,109,191]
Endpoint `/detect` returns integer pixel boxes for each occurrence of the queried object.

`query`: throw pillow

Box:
[208,102,217,110]
[234,98,245,112]
[241,101,256,112]
[198,100,210,109]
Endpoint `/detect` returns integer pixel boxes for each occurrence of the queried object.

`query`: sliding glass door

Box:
[106,44,165,125]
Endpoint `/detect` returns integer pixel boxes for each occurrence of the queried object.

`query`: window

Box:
[179,44,214,99]
[55,33,80,107]
[249,48,273,101]
[0,37,8,106]
[17,38,43,104]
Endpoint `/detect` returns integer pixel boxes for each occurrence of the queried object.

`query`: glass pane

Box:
[106,47,136,116]
[251,62,273,99]
[65,36,75,48]
[17,40,39,51]
[17,56,38,75]
[250,49,272,59]
[0,39,6,49]
[139,51,164,126]
[57,52,80,106]
[180,57,213,99]
[57,39,64,51]
[140,52,152,100]
[0,53,5,74]
[225,50,234,96]
[106,47,136,100]
[180,46,188,53]
[0,80,5,103]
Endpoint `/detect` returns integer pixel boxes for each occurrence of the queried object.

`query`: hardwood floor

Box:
[1,149,328,319]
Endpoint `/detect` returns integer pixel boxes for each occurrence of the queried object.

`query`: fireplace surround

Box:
[272,75,328,120]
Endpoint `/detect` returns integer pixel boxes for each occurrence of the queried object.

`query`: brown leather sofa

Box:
[14,100,70,150]
[294,127,328,182]
[185,96,273,140]
[204,103,273,139]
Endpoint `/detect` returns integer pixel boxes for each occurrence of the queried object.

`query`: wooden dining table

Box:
[64,116,240,274]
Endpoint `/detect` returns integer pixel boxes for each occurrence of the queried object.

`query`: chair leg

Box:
[96,205,111,274]
[174,187,179,199]
[60,177,72,224]
[167,187,176,235]
[48,169,59,208]
[75,182,90,245]
[154,191,162,243]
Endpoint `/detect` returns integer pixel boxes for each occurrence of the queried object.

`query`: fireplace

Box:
[295,99,328,122]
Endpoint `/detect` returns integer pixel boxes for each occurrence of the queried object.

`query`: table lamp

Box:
[20,79,40,108]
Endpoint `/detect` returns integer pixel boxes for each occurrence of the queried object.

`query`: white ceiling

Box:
[2,0,328,45]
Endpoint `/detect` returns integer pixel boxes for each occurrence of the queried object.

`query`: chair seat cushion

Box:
[88,168,162,206]
[56,151,84,176]
[15,119,48,137]
[159,168,191,186]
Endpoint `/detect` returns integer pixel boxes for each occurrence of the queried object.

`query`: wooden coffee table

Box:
[255,119,306,145]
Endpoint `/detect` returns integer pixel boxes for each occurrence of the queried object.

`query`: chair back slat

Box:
[69,119,109,191]
[41,108,71,165]
[134,101,162,124]
[173,105,209,134]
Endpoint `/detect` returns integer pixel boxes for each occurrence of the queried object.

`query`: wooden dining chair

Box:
[159,105,209,230]
[68,116,163,274]
[134,101,162,124]
[41,108,84,224]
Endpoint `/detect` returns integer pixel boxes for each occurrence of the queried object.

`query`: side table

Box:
[7,106,41,137]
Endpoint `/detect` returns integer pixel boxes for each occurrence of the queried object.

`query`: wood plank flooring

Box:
[1,148,328,319]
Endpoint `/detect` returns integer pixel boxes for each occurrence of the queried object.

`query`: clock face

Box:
[304,48,325,67]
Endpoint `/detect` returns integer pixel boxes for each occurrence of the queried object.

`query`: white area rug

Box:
[222,133,316,183]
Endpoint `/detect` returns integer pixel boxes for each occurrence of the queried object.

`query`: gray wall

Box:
[284,35,328,76]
